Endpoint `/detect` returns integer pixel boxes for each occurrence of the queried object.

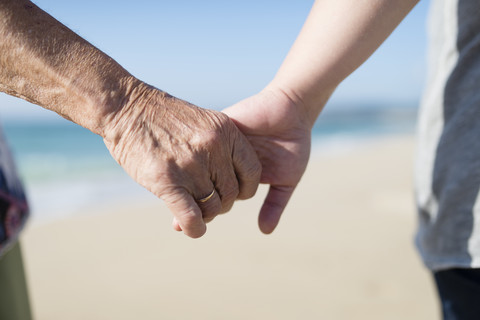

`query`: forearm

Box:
[268,0,419,126]
[0,0,141,136]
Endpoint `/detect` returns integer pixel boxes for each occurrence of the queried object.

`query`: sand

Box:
[20,135,440,319]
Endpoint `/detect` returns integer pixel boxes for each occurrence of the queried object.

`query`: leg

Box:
[0,241,33,320]
[434,268,480,320]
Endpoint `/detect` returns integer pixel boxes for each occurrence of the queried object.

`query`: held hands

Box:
[101,81,311,237]
[223,87,313,234]
[103,83,261,238]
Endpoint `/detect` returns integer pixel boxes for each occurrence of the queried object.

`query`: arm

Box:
[224,0,419,233]
[0,0,261,238]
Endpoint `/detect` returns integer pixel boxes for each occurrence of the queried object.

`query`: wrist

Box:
[93,75,145,138]
[264,81,333,129]
[100,79,159,143]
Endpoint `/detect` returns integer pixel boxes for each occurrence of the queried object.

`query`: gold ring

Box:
[197,189,216,203]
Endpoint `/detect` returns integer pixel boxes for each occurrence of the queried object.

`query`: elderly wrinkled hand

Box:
[0,1,262,239]
[103,83,262,238]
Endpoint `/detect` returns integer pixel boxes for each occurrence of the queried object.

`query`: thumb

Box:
[258,185,295,234]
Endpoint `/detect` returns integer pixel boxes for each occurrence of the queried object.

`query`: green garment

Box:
[0,242,32,320]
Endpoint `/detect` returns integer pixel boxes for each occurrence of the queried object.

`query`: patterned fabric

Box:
[0,127,28,258]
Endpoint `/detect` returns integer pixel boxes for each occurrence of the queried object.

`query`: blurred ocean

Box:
[0,105,418,224]
[1,121,155,224]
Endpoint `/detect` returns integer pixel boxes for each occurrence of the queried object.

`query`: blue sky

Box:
[0,0,431,121]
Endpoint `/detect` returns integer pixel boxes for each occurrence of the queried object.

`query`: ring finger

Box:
[196,185,222,223]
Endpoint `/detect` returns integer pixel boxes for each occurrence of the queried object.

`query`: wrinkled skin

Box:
[104,83,262,238]
[223,88,312,234]
[0,0,262,239]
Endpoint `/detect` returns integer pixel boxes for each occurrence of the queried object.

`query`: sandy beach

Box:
[19,135,439,319]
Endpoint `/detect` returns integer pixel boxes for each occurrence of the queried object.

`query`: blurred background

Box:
[1,0,439,319]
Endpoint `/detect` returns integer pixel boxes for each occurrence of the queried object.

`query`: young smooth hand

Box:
[223,88,313,234]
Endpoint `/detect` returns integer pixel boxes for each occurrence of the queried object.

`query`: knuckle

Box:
[219,187,238,213]
[200,201,222,220]
[250,159,262,180]
[221,185,239,204]
[201,209,218,221]
[202,209,218,223]
[188,132,225,163]
[179,211,200,227]
[207,109,230,126]
[181,215,206,238]
[202,111,234,146]
[237,183,258,200]
[237,156,262,183]
[159,187,187,204]
[220,201,234,214]
[175,154,198,172]
[202,130,224,149]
